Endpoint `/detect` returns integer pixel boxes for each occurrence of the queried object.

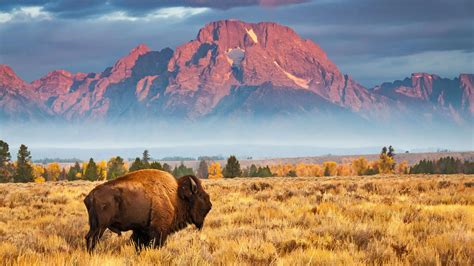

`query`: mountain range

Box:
[0,20,472,126]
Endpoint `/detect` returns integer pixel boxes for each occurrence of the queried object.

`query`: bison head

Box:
[178,175,212,230]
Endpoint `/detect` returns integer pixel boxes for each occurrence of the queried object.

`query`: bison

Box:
[83,169,212,252]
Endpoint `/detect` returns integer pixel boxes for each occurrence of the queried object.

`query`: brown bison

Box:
[83,169,212,252]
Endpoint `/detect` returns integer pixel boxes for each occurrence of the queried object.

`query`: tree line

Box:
[1,140,472,183]
[409,156,474,174]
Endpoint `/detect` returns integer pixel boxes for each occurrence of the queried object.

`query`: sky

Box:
[0,0,473,87]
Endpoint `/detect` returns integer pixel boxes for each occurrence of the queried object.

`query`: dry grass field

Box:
[0,175,473,265]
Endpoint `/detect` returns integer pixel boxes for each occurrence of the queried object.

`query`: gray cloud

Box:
[0,0,307,18]
[0,0,472,87]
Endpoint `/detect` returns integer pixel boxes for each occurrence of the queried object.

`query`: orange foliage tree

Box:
[208,162,223,179]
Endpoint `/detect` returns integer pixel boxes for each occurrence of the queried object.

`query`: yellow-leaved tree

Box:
[270,163,294,177]
[97,160,107,181]
[208,162,223,179]
[33,164,46,183]
[378,154,395,174]
[352,157,369,175]
[46,163,61,181]
[296,163,312,177]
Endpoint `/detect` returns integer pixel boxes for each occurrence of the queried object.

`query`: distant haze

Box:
[2,119,472,160]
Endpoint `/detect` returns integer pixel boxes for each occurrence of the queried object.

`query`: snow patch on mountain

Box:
[245,28,258,43]
[273,61,309,89]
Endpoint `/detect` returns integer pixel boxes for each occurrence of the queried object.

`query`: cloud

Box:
[0,0,307,19]
[100,7,209,22]
[0,6,52,23]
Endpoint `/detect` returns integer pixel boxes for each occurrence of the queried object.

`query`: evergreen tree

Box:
[387,145,395,158]
[107,156,127,180]
[409,156,467,174]
[0,140,11,165]
[256,166,273,177]
[150,161,163,170]
[172,162,195,178]
[67,162,82,181]
[142,150,151,168]
[223,155,242,178]
[84,158,99,181]
[197,160,208,179]
[129,157,143,172]
[464,161,474,174]
[162,163,172,173]
[14,144,34,183]
[0,140,13,182]
[249,164,258,177]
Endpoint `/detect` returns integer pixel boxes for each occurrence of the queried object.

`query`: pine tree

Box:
[197,160,208,179]
[14,144,34,183]
[172,162,195,178]
[67,162,82,181]
[256,166,272,177]
[142,150,151,168]
[84,158,99,181]
[249,164,258,177]
[0,140,13,183]
[387,146,395,158]
[150,161,163,170]
[0,140,11,165]
[223,155,242,178]
[381,146,388,156]
[129,157,143,172]
[162,163,172,173]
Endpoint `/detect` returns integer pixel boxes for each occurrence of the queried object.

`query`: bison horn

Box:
[189,176,197,193]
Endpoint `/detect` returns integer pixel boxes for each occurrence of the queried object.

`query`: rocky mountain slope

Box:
[0,20,472,124]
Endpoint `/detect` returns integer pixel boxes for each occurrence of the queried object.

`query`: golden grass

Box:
[0,174,473,265]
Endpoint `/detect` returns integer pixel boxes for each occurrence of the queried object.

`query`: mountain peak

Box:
[46,69,73,78]
[411,73,439,80]
[130,44,150,55]
[0,64,16,78]
[0,64,27,88]
[196,20,297,47]
[106,44,151,82]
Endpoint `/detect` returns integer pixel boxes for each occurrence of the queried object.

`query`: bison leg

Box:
[86,227,106,253]
[131,230,151,252]
[149,230,168,248]
[85,229,95,252]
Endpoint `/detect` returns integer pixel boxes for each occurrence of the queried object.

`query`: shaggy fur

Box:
[84,169,212,252]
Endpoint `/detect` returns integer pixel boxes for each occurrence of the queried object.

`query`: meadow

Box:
[0,174,473,265]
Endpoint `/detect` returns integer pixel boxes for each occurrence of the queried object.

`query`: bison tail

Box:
[84,193,98,231]
[84,193,100,252]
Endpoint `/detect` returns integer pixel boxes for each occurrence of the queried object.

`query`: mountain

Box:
[0,65,51,121]
[0,20,472,125]
[373,73,474,125]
